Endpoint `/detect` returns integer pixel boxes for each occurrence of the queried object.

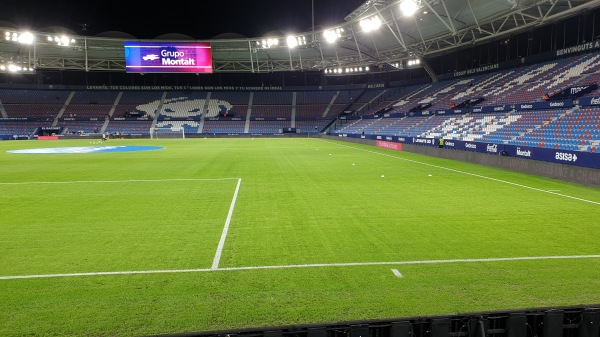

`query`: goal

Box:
[149,128,185,139]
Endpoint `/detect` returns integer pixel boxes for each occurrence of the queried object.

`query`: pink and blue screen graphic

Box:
[124,42,212,73]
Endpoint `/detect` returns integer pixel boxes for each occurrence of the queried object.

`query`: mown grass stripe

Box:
[0,178,240,185]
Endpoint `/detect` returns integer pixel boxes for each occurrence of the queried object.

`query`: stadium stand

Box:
[1,50,600,153]
[203,120,246,134]
[113,91,163,119]
[0,89,70,120]
[208,92,251,119]
[105,120,153,136]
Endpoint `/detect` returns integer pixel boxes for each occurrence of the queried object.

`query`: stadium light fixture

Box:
[324,66,372,75]
[360,16,382,33]
[287,36,297,48]
[407,58,421,67]
[48,35,75,47]
[0,63,35,73]
[259,38,279,49]
[323,28,344,44]
[286,35,306,48]
[4,31,35,45]
[400,0,420,16]
[19,32,34,44]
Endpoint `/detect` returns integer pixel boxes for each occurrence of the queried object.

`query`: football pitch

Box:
[0,137,599,337]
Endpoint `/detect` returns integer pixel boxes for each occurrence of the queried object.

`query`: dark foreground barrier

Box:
[156,305,600,337]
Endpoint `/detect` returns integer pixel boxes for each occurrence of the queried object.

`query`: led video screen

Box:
[124,42,212,73]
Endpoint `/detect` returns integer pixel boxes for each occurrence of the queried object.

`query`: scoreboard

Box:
[124,41,212,73]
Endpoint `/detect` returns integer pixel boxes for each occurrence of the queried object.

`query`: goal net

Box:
[149,128,185,139]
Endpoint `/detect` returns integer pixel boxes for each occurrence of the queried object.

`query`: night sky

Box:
[0,0,366,39]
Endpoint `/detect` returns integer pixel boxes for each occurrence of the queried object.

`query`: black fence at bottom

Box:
[154,305,600,337]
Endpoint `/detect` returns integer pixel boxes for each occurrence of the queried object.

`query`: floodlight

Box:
[324,65,373,75]
[260,38,279,49]
[48,35,73,47]
[323,30,337,43]
[287,36,298,48]
[360,16,382,33]
[406,58,421,67]
[323,28,344,44]
[287,35,307,48]
[59,36,69,46]
[18,32,34,44]
[4,31,34,44]
[400,0,419,16]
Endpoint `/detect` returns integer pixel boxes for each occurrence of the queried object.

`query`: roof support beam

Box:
[374,6,406,50]
[422,0,456,35]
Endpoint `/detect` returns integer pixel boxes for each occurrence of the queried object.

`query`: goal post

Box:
[149,128,185,139]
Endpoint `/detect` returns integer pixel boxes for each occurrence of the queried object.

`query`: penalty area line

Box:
[211,178,242,269]
[2,254,599,281]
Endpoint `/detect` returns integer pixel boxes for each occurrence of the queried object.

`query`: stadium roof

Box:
[1,0,599,75]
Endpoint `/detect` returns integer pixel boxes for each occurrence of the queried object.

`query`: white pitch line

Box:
[211,178,242,269]
[391,269,404,278]
[323,140,600,205]
[0,268,214,280]
[0,178,240,185]
[1,254,599,280]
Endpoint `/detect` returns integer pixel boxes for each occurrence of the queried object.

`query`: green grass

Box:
[0,137,599,337]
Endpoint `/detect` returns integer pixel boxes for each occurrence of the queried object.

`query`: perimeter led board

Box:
[124,42,213,73]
